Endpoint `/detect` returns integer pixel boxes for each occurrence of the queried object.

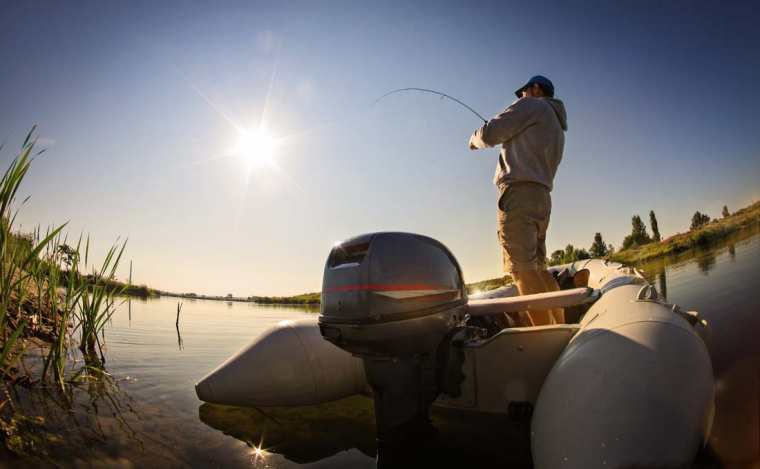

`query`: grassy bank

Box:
[0,129,132,458]
[156,291,320,305]
[101,279,156,298]
[466,275,513,295]
[250,292,321,305]
[610,201,760,265]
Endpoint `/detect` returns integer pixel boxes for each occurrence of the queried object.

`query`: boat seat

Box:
[437,324,580,414]
[553,267,591,290]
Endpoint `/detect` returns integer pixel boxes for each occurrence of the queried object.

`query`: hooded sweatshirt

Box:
[470,97,567,192]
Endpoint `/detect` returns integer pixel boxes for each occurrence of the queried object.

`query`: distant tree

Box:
[607,243,615,255]
[632,215,650,241]
[649,210,661,242]
[550,249,565,265]
[622,214,652,250]
[56,243,79,268]
[722,205,730,218]
[589,232,609,258]
[690,211,711,231]
[621,235,634,250]
[549,244,598,265]
[226,293,233,299]
[564,244,578,263]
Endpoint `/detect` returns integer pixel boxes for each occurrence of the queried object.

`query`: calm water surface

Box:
[14,231,760,468]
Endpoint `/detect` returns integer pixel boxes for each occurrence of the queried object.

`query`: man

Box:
[468,75,567,325]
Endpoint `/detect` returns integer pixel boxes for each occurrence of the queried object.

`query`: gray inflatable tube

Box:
[195,319,366,407]
[531,282,714,469]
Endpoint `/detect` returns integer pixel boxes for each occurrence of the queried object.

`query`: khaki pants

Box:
[497,182,551,274]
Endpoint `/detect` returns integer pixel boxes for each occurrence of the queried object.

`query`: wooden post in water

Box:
[128,260,133,322]
[176,301,182,327]
[176,302,183,350]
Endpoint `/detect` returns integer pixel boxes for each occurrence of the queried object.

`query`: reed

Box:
[75,239,127,365]
[0,127,128,388]
[0,128,66,380]
[41,234,86,386]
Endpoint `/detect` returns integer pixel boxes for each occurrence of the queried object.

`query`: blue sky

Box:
[1,0,758,295]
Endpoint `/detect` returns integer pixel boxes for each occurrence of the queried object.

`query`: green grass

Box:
[0,129,65,381]
[80,275,156,298]
[610,201,760,265]
[0,128,128,390]
[250,292,321,305]
[465,275,513,295]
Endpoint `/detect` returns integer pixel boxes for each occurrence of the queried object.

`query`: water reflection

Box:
[198,396,376,464]
[636,257,669,299]
[638,227,759,293]
[655,263,668,300]
[6,372,156,464]
[657,270,668,300]
[695,249,717,275]
[198,396,534,468]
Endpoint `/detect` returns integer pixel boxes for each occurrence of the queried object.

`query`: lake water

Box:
[10,230,760,468]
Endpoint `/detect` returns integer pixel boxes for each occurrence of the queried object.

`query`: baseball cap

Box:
[515,75,555,98]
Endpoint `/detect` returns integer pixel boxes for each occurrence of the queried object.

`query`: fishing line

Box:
[374,87,488,124]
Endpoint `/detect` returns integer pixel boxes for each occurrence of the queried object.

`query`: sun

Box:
[233,128,276,168]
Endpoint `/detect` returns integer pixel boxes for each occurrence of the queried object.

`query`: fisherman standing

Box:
[468,75,568,325]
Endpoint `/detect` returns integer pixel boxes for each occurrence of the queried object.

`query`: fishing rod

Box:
[374,87,488,124]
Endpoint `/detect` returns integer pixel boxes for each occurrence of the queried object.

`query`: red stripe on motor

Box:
[323,284,453,293]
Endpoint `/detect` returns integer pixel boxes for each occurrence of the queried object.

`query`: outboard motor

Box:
[318,232,468,462]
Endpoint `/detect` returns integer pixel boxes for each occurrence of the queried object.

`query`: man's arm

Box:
[469,98,538,150]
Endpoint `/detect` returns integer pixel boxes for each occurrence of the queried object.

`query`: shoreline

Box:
[459,201,759,295]
[123,201,760,305]
[610,201,759,265]
[149,290,321,306]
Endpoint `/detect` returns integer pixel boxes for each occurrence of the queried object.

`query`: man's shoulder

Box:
[504,97,545,112]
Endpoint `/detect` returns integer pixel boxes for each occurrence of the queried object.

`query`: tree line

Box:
[549,205,731,265]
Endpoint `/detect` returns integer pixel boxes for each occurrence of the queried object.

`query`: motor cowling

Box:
[318,232,469,465]
[319,232,467,357]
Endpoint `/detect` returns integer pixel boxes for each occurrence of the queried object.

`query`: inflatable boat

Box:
[196,232,716,468]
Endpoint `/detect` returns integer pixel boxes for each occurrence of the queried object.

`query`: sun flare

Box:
[234,128,276,168]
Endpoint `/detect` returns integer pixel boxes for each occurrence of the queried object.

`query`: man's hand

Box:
[469,131,484,150]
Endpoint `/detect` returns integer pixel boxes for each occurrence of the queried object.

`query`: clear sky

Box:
[2,0,758,296]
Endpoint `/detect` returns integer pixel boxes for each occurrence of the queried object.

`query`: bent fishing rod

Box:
[374,87,488,124]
